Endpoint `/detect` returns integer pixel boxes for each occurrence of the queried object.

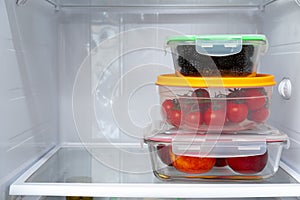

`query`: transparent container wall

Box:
[168,40,266,77]
[147,141,284,181]
[158,85,273,132]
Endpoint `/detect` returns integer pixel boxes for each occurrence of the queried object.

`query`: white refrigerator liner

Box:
[4,0,300,199]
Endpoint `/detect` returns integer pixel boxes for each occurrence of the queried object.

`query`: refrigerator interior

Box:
[1,0,300,199]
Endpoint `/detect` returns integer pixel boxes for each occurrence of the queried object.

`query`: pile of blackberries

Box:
[176,45,255,76]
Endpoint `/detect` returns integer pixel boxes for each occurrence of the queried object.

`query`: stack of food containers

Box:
[144,34,289,180]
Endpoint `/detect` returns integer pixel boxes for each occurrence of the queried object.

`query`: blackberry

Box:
[180,67,190,75]
[178,45,214,61]
[233,66,245,74]
[243,61,254,73]
[189,59,202,69]
[189,51,208,61]
[193,57,216,71]
[218,69,231,76]
[177,56,185,66]
[180,67,200,76]
[213,56,235,69]
[175,44,255,76]
[200,66,216,76]
[230,60,253,76]
[176,45,185,55]
[177,45,195,57]
[234,54,250,68]
[190,71,201,76]
[179,58,192,68]
[178,57,200,76]
[243,45,255,57]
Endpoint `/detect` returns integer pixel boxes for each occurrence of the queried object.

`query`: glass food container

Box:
[144,125,289,181]
[166,34,267,77]
[156,74,276,132]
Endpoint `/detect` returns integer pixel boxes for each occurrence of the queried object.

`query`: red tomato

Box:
[181,104,193,113]
[183,111,203,129]
[226,102,248,123]
[243,88,267,111]
[178,97,196,113]
[168,109,182,128]
[227,88,245,98]
[162,99,174,117]
[211,99,226,110]
[248,107,269,123]
[192,89,211,111]
[190,103,202,113]
[204,109,226,126]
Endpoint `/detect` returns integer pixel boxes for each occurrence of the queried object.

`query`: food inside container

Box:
[144,125,289,180]
[156,74,276,132]
[166,34,267,77]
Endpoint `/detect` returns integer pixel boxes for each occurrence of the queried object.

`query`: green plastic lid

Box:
[167,34,266,44]
[167,34,267,56]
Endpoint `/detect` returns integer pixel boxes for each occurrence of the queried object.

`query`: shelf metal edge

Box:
[43,0,281,11]
[9,182,300,198]
[59,4,260,9]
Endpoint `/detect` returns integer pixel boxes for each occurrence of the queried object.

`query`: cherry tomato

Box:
[162,99,174,117]
[192,88,210,98]
[211,99,226,110]
[227,88,245,98]
[192,89,211,111]
[183,111,203,129]
[168,109,182,128]
[190,103,202,113]
[178,97,196,113]
[226,102,248,123]
[204,109,226,126]
[248,107,269,123]
[243,88,267,111]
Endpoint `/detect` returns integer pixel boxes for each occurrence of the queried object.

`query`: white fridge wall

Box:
[0,0,58,198]
[3,0,300,199]
[59,7,263,144]
[260,0,300,174]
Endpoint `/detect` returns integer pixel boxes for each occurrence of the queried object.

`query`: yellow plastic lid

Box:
[156,74,276,88]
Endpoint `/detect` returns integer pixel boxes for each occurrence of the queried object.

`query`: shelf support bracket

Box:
[261,0,278,10]
[16,0,60,11]
[45,0,60,11]
[16,0,28,6]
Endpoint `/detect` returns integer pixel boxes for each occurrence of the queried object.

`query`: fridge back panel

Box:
[58,6,263,145]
